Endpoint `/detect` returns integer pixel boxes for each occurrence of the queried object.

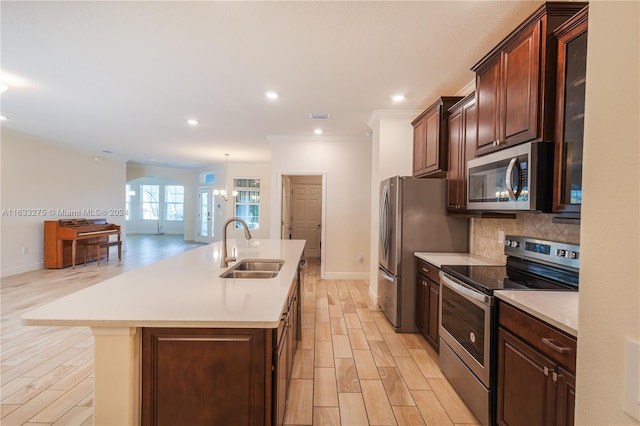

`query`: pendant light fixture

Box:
[214,154,238,201]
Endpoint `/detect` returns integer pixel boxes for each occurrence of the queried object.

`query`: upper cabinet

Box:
[447,93,476,211]
[472,2,587,157]
[553,6,588,215]
[412,96,462,178]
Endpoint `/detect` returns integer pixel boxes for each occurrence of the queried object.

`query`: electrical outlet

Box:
[498,230,505,244]
[22,247,28,254]
[357,254,364,263]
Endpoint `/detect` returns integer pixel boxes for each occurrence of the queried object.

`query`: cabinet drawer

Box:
[499,302,576,371]
[416,258,440,283]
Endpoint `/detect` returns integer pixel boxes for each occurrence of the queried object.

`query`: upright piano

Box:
[44,219,121,269]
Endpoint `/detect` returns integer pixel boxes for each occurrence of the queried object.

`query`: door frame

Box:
[196,187,214,244]
[276,172,326,279]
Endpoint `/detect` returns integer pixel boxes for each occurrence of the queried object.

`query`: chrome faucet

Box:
[221,217,252,267]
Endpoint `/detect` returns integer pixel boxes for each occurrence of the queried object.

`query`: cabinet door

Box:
[554,10,587,214]
[497,328,557,426]
[476,56,501,154]
[426,279,440,351]
[447,108,464,210]
[424,110,441,173]
[555,366,576,426]
[502,20,541,146]
[413,118,426,176]
[415,274,427,334]
[142,328,268,426]
[275,324,289,426]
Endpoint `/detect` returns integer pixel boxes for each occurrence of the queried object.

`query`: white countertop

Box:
[414,252,504,268]
[21,239,306,329]
[495,290,578,337]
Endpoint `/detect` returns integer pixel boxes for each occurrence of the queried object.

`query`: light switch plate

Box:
[624,337,640,421]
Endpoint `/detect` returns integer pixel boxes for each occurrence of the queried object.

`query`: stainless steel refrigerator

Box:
[378,176,468,332]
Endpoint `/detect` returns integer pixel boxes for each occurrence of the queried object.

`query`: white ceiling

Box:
[1,1,542,169]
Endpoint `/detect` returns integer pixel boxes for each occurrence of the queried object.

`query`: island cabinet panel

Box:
[472,2,587,157]
[142,328,272,426]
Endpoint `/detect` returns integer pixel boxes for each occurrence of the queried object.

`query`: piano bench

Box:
[84,241,122,266]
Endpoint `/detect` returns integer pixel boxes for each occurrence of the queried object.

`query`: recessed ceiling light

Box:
[314,129,323,135]
[265,91,279,100]
[187,119,199,126]
[392,94,406,102]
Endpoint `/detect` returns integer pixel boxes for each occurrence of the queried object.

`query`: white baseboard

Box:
[1,261,44,278]
[322,271,370,280]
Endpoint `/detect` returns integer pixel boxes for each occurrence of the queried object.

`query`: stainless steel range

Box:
[438,236,580,426]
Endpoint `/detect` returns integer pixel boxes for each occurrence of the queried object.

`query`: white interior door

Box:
[292,183,321,258]
[197,188,213,243]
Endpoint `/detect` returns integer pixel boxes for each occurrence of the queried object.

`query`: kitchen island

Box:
[22,238,306,426]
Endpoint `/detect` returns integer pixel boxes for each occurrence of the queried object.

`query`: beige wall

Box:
[470,213,580,262]
[1,129,126,276]
[270,136,371,279]
[576,2,640,424]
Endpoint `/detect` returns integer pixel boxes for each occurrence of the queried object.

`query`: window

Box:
[140,185,160,220]
[165,185,185,221]
[125,184,132,221]
[234,178,260,229]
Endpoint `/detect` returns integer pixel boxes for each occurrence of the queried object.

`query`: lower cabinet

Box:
[141,328,270,426]
[415,258,441,351]
[142,277,301,426]
[497,301,577,426]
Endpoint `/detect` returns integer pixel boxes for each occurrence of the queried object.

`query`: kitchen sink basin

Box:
[220,270,278,279]
[233,260,284,272]
[219,259,284,279]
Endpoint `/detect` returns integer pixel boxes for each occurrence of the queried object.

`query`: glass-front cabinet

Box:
[553,6,588,215]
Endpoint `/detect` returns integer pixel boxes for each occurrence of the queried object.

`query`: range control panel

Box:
[504,235,580,270]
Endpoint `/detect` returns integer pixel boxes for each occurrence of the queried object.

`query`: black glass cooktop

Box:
[441,259,579,296]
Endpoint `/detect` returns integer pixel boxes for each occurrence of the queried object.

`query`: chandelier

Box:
[214,153,238,201]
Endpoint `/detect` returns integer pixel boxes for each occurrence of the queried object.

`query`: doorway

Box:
[281,175,323,260]
[197,188,213,243]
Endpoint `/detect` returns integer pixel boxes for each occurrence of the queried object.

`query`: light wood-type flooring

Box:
[1,234,478,425]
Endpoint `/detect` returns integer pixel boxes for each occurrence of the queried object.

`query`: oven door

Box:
[439,271,493,387]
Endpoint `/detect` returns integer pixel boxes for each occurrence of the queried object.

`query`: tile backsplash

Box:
[470,213,581,262]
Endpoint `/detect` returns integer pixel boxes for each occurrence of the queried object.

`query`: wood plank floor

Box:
[1,234,478,425]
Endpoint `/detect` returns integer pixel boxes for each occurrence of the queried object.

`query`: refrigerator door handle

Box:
[379,185,390,262]
[379,269,394,282]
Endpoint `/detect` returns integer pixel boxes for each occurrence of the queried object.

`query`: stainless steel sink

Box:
[220,259,284,279]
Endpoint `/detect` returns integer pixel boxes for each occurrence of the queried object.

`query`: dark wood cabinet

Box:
[141,328,270,426]
[497,301,577,426]
[553,6,588,215]
[142,273,301,426]
[415,258,441,351]
[412,96,462,177]
[447,93,476,211]
[472,2,587,157]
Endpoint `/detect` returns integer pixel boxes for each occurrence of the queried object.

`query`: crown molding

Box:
[367,109,423,129]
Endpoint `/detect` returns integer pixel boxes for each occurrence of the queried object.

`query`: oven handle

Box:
[440,272,493,306]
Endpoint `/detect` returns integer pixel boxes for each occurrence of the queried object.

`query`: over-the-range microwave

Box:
[467,141,554,212]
